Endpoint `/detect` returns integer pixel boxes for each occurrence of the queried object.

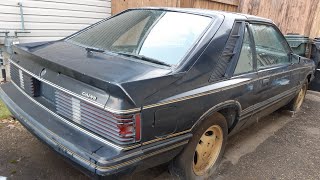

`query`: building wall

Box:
[0,0,111,44]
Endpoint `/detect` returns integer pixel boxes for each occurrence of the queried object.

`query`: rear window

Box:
[67,9,212,65]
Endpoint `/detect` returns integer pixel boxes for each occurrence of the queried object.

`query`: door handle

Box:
[262,78,270,85]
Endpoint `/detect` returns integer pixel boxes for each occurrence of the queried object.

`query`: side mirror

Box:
[290,53,301,64]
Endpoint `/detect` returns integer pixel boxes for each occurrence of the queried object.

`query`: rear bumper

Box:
[0,82,190,177]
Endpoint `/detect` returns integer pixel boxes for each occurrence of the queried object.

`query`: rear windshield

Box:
[67,9,212,65]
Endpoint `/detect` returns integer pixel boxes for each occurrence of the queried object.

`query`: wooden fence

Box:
[180,0,239,12]
[111,0,239,15]
[111,0,180,14]
[111,0,320,38]
[239,0,320,38]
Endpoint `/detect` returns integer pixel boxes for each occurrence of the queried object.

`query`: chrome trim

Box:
[10,60,142,114]
[10,60,105,108]
[11,81,125,151]
[8,58,313,150]
[53,138,188,171]
[143,80,250,110]
[9,59,312,114]
[0,90,188,172]
[233,67,311,80]
[143,67,311,110]
[2,93,94,168]
[96,140,189,171]
[9,80,188,150]
[142,130,191,146]
[239,85,300,120]
[19,69,24,89]
[239,91,294,122]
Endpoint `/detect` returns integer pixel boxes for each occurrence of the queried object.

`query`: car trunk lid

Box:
[11,41,172,109]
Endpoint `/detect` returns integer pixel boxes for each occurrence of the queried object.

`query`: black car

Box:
[0,7,315,179]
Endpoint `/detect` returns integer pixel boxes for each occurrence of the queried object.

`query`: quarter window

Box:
[234,27,254,75]
[251,24,290,69]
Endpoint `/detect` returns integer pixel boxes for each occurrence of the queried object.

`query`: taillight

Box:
[113,113,141,142]
[134,113,141,141]
[55,90,141,144]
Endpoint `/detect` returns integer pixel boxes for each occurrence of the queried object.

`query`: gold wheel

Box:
[295,83,307,110]
[192,125,223,176]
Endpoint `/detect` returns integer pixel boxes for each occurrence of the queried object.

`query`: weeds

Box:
[0,100,11,120]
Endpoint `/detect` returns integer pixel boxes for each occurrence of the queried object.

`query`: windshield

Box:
[67,9,212,65]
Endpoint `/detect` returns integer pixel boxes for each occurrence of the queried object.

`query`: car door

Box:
[249,23,296,118]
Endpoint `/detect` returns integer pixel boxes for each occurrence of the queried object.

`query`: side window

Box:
[234,27,254,75]
[251,24,290,69]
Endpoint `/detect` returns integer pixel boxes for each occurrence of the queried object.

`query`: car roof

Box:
[130,7,274,24]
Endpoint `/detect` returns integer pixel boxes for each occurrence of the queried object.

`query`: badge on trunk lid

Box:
[82,92,97,101]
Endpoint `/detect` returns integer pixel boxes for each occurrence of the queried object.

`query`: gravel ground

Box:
[0,91,320,179]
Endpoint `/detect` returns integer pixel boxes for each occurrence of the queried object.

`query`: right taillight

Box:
[134,113,141,141]
[114,113,141,142]
[55,91,141,144]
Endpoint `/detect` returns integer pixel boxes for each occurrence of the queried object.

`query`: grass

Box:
[10,159,18,164]
[0,100,11,120]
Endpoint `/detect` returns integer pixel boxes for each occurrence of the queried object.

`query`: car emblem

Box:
[82,92,97,101]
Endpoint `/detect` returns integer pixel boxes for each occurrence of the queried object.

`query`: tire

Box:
[170,112,228,180]
[287,81,308,111]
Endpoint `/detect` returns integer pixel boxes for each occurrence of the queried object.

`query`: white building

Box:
[0,0,111,81]
[0,0,111,44]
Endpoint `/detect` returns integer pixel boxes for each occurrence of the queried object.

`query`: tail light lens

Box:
[134,113,141,141]
[55,90,141,144]
[113,113,141,142]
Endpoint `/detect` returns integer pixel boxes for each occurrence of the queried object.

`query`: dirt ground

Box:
[0,91,320,180]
